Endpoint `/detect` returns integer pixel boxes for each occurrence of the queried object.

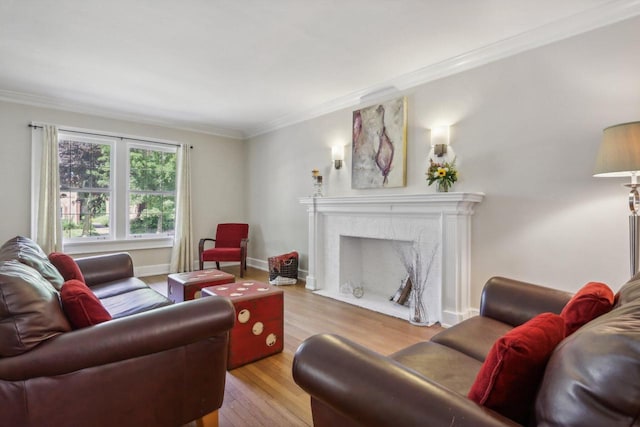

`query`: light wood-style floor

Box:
[144,266,443,427]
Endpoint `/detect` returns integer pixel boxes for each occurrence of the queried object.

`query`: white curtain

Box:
[34,125,62,253]
[170,144,193,272]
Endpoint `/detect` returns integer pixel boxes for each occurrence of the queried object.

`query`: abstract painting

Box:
[352,97,407,189]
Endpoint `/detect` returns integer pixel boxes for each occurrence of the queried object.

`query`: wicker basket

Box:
[268,251,298,285]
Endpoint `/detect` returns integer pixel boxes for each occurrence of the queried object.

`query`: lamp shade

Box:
[331,145,344,161]
[431,126,450,146]
[594,122,640,177]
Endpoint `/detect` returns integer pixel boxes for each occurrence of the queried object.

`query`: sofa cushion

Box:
[202,247,243,262]
[61,279,112,328]
[49,252,85,283]
[89,277,150,299]
[0,236,64,290]
[0,260,71,356]
[468,312,565,424]
[431,316,513,362]
[100,287,172,319]
[535,302,640,426]
[561,281,614,336]
[391,341,483,396]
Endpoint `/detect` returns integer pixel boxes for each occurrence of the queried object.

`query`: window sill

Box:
[63,237,174,255]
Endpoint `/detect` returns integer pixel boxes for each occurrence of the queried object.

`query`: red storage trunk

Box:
[167,269,235,302]
[202,281,284,369]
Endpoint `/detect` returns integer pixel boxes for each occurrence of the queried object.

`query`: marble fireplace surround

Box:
[299,193,484,327]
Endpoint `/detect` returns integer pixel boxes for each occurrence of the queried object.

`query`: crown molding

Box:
[3,0,640,141]
[0,89,245,140]
[246,0,640,138]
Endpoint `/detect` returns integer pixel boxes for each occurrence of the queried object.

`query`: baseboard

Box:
[247,257,307,283]
[247,257,308,275]
[247,257,268,271]
[441,307,479,328]
[468,308,480,317]
[135,257,307,283]
[135,263,171,277]
[141,260,248,276]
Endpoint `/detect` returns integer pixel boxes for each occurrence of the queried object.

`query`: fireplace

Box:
[336,236,415,319]
[299,193,483,326]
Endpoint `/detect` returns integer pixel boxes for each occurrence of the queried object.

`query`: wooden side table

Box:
[167,269,235,303]
[202,281,284,369]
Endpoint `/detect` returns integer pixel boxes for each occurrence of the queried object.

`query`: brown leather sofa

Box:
[0,245,235,427]
[293,276,640,426]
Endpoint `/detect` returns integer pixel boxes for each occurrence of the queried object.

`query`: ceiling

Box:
[1,0,639,139]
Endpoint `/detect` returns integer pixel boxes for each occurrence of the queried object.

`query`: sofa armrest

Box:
[0,296,235,380]
[75,252,135,287]
[292,334,519,427]
[480,276,572,326]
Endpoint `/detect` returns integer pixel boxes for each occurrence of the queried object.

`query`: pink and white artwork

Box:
[352,97,407,189]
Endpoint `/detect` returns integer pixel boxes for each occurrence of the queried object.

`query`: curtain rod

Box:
[28,124,193,149]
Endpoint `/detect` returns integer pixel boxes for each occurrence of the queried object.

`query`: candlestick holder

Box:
[312,175,323,197]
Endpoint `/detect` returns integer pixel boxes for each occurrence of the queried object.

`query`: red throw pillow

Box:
[48,252,85,283]
[561,282,614,336]
[468,313,565,424]
[60,279,111,329]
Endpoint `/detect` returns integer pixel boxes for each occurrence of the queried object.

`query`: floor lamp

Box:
[594,121,640,277]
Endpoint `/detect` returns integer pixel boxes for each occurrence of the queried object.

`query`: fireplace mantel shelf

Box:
[300,192,484,214]
[300,192,484,327]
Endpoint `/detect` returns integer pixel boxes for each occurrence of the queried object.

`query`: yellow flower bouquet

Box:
[426,159,458,192]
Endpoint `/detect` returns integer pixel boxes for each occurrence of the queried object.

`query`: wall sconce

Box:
[332,145,344,169]
[431,126,450,157]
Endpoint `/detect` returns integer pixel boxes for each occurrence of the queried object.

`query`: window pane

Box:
[129,148,176,192]
[59,139,111,190]
[60,191,110,239]
[129,194,175,235]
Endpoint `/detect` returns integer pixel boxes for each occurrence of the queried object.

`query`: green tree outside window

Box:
[128,147,176,236]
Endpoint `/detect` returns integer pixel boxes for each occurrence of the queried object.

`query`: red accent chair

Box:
[199,223,249,277]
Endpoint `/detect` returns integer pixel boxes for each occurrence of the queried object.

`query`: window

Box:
[57,131,177,251]
[128,144,176,237]
[59,134,113,240]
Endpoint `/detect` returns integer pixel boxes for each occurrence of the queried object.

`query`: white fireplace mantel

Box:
[299,192,484,326]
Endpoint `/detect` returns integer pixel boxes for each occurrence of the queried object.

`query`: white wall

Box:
[246,16,640,305]
[0,101,246,272]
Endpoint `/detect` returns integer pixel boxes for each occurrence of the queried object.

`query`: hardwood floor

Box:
[144,266,443,427]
